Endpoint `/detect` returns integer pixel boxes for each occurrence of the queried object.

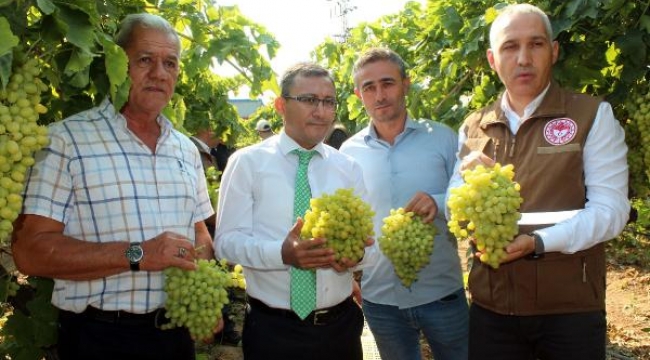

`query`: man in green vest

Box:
[448,4,629,359]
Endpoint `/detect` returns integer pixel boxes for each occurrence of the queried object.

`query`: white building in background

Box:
[228,98,264,120]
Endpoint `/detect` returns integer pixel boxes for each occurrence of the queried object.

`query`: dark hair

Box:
[115,13,180,54]
[353,48,408,87]
[325,125,349,150]
[280,62,335,97]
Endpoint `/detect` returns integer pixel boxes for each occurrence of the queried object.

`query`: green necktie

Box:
[290,149,317,319]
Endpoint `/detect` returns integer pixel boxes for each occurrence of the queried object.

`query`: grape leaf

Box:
[0,16,18,57]
[640,15,650,34]
[36,0,56,15]
[55,5,95,53]
[64,48,94,76]
[2,310,34,346]
[68,65,90,88]
[0,51,12,91]
[0,275,8,302]
[99,34,129,108]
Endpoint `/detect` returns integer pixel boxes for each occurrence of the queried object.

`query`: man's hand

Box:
[281,218,336,269]
[503,234,536,262]
[460,150,495,172]
[331,237,375,272]
[470,234,536,264]
[404,191,438,223]
[140,231,197,272]
[197,317,225,344]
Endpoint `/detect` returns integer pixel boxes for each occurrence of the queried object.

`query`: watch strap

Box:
[130,259,140,271]
[528,232,545,259]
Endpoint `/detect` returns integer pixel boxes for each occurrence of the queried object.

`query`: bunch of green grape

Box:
[447,163,523,269]
[230,263,246,290]
[301,188,375,263]
[379,208,437,288]
[624,87,650,198]
[162,259,231,340]
[0,55,50,245]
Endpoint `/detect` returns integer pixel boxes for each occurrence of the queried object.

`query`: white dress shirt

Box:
[215,132,375,309]
[448,86,629,254]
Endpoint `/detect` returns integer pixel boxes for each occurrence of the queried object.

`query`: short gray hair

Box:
[489,4,553,50]
[279,62,334,97]
[352,48,408,88]
[115,13,180,54]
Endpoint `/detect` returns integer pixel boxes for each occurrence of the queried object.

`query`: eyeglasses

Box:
[283,95,337,110]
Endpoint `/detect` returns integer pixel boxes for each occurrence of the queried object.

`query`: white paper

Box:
[517,210,580,225]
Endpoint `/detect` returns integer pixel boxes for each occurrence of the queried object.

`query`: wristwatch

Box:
[528,232,545,259]
[125,242,144,271]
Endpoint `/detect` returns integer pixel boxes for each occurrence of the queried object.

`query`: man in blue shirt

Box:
[340,47,468,360]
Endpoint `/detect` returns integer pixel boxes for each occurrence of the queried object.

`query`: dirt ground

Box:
[199,246,650,360]
[604,263,650,359]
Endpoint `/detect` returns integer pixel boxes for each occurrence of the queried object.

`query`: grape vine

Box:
[0,54,49,246]
[0,0,649,357]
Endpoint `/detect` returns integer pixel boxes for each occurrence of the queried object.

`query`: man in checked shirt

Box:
[12,13,220,359]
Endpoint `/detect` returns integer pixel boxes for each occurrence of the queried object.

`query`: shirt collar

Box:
[500,82,551,121]
[100,98,173,138]
[364,115,417,143]
[191,136,211,154]
[278,131,326,158]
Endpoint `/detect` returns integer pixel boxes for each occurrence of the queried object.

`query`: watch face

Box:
[126,244,143,263]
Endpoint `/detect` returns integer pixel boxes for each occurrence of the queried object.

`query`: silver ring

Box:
[178,247,187,257]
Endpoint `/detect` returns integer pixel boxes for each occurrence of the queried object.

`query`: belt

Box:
[76,307,170,328]
[248,296,353,326]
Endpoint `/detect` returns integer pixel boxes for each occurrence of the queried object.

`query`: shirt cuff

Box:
[432,193,446,219]
[262,240,287,268]
[534,227,568,254]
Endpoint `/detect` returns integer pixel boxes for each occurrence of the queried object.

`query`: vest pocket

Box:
[461,137,492,157]
[536,255,603,312]
[468,262,494,305]
[537,143,581,154]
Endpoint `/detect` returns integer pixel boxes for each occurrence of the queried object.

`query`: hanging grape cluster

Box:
[162,259,232,340]
[447,163,523,269]
[230,263,246,290]
[301,188,375,263]
[0,56,50,245]
[379,208,437,288]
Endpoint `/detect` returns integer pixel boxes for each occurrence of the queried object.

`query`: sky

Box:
[216,0,424,76]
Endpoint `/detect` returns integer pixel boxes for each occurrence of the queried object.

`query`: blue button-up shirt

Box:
[340,117,464,308]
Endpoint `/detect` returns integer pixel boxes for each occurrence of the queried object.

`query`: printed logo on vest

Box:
[543,118,577,145]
